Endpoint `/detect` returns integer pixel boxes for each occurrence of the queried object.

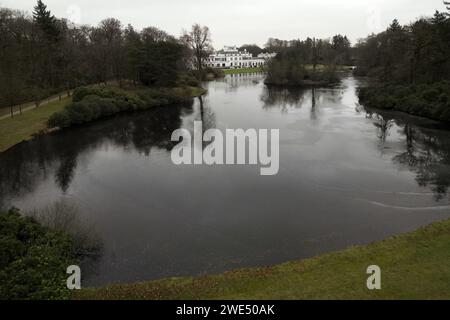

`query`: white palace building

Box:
[205,46,276,69]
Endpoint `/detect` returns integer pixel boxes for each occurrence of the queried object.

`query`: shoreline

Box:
[364,105,450,129]
[0,86,206,153]
[364,104,450,124]
[357,82,450,123]
[222,67,265,75]
[74,218,450,300]
[264,80,340,88]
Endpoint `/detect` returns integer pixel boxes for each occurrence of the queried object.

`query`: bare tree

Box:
[141,26,172,42]
[181,24,213,72]
[445,1,450,16]
[89,18,123,85]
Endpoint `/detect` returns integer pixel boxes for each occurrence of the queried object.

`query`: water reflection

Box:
[368,113,395,142]
[0,101,194,208]
[367,110,450,201]
[310,88,317,121]
[260,85,343,118]
[221,73,265,93]
[261,87,309,112]
[197,95,216,133]
[1,76,450,286]
[260,82,450,201]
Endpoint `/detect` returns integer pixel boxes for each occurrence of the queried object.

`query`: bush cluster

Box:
[265,57,338,86]
[0,209,77,300]
[358,81,450,122]
[191,68,225,81]
[177,73,201,87]
[48,85,197,129]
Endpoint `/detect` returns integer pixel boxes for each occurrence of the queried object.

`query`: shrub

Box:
[72,86,127,102]
[358,81,450,122]
[49,88,148,128]
[438,93,448,104]
[0,209,77,300]
[177,73,201,87]
[48,85,199,129]
[138,87,192,106]
[421,89,440,102]
[47,112,71,128]
[191,68,224,81]
[72,87,92,102]
[441,104,450,122]
[27,201,102,258]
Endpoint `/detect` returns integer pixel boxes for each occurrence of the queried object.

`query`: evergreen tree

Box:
[33,0,58,39]
[388,19,402,32]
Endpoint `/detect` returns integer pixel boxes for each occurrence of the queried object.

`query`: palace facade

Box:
[205,46,276,69]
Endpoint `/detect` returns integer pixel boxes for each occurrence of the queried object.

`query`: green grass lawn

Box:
[222,67,265,75]
[0,97,71,152]
[74,218,450,300]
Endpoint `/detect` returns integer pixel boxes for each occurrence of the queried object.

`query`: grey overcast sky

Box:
[0,0,446,48]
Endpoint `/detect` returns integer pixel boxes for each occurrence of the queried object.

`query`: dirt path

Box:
[0,91,73,121]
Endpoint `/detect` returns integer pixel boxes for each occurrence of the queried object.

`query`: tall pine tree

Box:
[33,0,59,40]
[31,0,61,91]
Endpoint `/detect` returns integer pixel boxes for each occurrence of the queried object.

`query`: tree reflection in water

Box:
[0,100,195,208]
[222,73,265,93]
[261,85,450,201]
[367,110,450,201]
[260,85,342,117]
[261,86,308,112]
[368,113,395,142]
[1,86,449,207]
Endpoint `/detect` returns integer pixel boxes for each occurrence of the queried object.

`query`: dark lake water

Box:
[1,74,450,286]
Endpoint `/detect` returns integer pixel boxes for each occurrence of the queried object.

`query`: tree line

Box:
[355,7,450,122]
[262,35,353,86]
[355,11,450,84]
[0,1,212,114]
[268,35,352,67]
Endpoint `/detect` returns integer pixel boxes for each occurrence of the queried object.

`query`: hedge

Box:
[358,81,450,122]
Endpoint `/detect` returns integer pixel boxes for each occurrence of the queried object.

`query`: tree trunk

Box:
[197,50,203,72]
[409,56,415,84]
[10,105,14,118]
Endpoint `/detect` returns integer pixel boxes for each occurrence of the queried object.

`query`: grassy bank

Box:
[222,67,264,75]
[75,218,450,300]
[0,85,205,152]
[0,97,71,152]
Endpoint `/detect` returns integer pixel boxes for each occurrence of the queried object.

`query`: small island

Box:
[264,36,353,87]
